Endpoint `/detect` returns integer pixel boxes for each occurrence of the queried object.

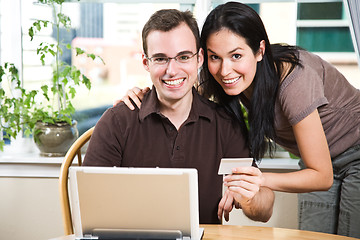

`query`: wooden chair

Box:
[59,126,94,235]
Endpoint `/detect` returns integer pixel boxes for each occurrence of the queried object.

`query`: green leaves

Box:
[75,47,105,64]
[37,43,57,65]
[29,20,49,41]
[75,47,84,55]
[58,13,71,29]
[0,63,36,149]
[82,75,91,90]
[39,0,66,4]
[41,85,50,101]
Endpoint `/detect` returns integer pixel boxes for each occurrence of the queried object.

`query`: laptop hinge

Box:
[91,228,184,239]
[77,234,99,240]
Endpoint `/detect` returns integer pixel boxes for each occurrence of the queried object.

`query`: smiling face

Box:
[143,23,204,106]
[206,29,264,97]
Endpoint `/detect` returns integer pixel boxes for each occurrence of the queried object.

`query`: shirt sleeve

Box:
[83,108,123,167]
[278,55,329,126]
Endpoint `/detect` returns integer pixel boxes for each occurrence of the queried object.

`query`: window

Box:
[1,0,359,118]
[3,1,197,113]
[296,1,354,52]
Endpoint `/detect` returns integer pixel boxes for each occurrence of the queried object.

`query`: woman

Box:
[119,2,360,237]
[200,2,360,238]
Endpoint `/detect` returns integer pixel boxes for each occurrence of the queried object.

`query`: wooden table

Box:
[49,224,358,240]
[202,225,357,240]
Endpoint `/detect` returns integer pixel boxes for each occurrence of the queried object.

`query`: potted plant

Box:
[29,0,105,156]
[0,0,103,156]
[0,63,38,152]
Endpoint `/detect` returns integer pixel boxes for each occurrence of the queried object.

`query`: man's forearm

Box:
[241,187,274,222]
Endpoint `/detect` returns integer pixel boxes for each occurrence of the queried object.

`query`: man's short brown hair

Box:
[142,9,200,55]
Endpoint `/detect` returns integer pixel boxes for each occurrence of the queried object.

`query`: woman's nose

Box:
[220,60,231,77]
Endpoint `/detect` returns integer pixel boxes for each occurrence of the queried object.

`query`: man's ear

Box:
[256,40,265,62]
[197,48,204,69]
[142,53,150,72]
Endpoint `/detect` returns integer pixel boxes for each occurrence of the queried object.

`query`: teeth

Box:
[223,77,239,84]
[163,78,185,85]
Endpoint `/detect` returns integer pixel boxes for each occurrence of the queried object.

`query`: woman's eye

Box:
[232,54,241,60]
[209,55,219,61]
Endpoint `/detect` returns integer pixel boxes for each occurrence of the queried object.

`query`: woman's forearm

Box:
[262,169,333,193]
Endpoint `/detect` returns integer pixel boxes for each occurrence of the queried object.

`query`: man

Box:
[83,9,274,224]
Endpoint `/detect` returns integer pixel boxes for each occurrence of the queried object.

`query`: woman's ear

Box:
[256,40,266,62]
[142,53,150,72]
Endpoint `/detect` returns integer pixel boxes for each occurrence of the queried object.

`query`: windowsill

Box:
[0,138,72,178]
[260,158,299,170]
[1,151,64,164]
[314,52,358,65]
[0,139,299,178]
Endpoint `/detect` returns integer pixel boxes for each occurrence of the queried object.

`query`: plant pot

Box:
[33,121,79,157]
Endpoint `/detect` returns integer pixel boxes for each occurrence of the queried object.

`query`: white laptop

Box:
[69,166,204,240]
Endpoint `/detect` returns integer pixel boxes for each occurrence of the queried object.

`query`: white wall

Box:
[0,178,64,240]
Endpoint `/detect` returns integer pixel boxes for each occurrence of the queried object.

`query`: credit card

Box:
[218,158,253,175]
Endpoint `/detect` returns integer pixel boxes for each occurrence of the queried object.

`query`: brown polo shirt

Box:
[83,87,249,224]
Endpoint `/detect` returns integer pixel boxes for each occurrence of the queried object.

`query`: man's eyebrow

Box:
[177,50,196,55]
[149,53,167,57]
[149,50,195,57]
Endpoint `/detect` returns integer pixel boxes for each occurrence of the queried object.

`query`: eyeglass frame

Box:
[145,51,199,66]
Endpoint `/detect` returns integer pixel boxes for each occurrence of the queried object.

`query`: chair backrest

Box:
[59,126,94,235]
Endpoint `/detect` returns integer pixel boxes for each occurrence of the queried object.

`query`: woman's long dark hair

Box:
[199,2,301,161]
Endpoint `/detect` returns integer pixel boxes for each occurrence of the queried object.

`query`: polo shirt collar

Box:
[139,86,213,123]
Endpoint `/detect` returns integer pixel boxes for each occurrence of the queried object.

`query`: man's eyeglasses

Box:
[146,52,198,66]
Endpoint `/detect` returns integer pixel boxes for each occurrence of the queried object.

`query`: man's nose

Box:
[165,58,180,75]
